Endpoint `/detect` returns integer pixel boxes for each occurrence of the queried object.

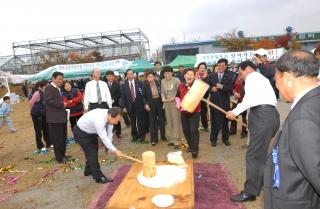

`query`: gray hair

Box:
[275,50,319,78]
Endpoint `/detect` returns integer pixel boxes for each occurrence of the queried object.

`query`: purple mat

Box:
[88,163,246,209]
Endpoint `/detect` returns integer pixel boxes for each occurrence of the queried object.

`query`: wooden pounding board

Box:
[106,160,194,209]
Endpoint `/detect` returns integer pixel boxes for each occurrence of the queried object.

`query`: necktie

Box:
[218,74,222,83]
[130,81,136,102]
[96,81,102,104]
[272,146,280,189]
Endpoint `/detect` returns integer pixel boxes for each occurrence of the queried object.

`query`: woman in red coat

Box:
[175,68,201,158]
[62,81,84,131]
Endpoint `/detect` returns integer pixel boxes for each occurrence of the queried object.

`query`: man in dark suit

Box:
[154,61,164,81]
[120,69,146,143]
[106,70,122,138]
[207,58,234,146]
[45,71,69,163]
[264,50,320,209]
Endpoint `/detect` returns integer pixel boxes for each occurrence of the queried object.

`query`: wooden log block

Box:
[142,151,156,178]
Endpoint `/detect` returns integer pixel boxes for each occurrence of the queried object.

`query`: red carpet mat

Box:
[88,163,246,209]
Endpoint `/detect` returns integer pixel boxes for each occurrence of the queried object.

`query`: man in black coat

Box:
[120,69,146,143]
[154,61,164,81]
[207,58,234,147]
[106,70,122,138]
[45,71,69,163]
[264,50,320,209]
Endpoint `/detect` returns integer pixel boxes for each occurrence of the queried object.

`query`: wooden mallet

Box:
[120,153,143,164]
[181,79,247,128]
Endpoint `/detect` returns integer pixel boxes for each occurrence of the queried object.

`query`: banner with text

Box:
[196,48,287,66]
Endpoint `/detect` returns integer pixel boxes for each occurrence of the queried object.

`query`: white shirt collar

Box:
[51,82,58,89]
[291,86,317,110]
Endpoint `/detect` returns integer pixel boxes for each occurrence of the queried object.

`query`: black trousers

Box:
[143,111,150,134]
[148,98,165,142]
[89,102,108,111]
[73,125,103,179]
[129,104,145,140]
[31,115,51,149]
[200,101,208,128]
[244,105,279,196]
[69,114,82,132]
[230,102,248,134]
[114,121,121,136]
[47,123,67,162]
[210,108,230,143]
[181,112,200,154]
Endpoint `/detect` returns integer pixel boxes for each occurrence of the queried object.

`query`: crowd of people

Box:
[1,47,320,207]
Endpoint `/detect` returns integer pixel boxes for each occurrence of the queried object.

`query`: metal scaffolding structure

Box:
[12,28,150,73]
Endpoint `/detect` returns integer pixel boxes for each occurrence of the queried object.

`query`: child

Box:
[0,96,16,133]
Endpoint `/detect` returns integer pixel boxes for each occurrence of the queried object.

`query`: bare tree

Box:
[169,37,177,45]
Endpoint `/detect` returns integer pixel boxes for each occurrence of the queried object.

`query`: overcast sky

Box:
[0,0,319,56]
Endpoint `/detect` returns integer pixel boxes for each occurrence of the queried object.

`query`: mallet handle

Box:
[202,98,248,128]
[120,154,143,164]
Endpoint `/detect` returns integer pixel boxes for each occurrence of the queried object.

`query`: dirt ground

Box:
[0,100,290,209]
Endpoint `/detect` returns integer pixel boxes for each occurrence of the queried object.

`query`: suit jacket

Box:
[120,79,144,113]
[155,70,164,81]
[257,63,275,85]
[207,71,234,111]
[45,84,67,124]
[143,81,162,108]
[264,86,320,209]
[107,81,121,106]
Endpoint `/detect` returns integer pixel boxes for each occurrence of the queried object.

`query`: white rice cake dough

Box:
[137,165,186,188]
[167,151,186,165]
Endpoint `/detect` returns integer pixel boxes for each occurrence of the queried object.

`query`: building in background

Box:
[163,31,320,64]
[3,28,150,74]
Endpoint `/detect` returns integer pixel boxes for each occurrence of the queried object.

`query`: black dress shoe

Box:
[84,170,91,176]
[131,139,139,144]
[160,137,169,142]
[229,131,236,135]
[223,141,231,146]
[57,157,68,164]
[211,141,217,147]
[230,191,256,202]
[240,132,248,138]
[95,176,113,184]
[192,153,198,159]
[167,142,175,146]
[140,140,149,144]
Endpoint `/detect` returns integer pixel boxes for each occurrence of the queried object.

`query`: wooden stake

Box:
[142,151,156,178]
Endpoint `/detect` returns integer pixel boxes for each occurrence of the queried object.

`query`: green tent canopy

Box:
[168,55,196,69]
[127,59,154,73]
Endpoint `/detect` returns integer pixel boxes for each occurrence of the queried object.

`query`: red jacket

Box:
[178,82,201,114]
[232,74,245,102]
[63,89,84,117]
